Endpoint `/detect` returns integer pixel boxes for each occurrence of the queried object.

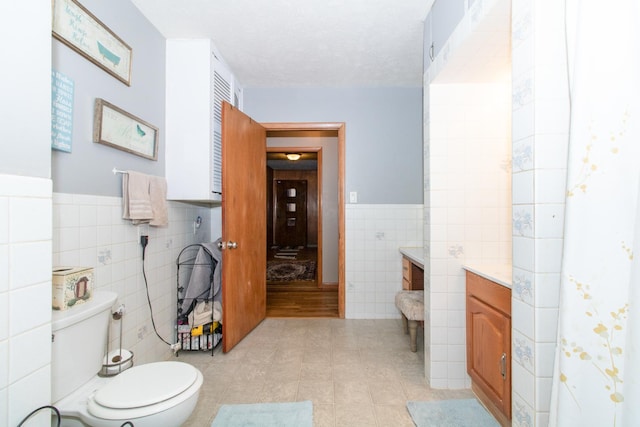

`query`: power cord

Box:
[140,235,172,346]
[17,405,135,426]
[18,405,60,427]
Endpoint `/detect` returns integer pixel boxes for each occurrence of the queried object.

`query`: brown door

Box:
[221,101,267,352]
[274,179,307,247]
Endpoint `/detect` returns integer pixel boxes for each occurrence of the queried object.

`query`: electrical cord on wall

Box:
[140,235,172,346]
[18,405,61,427]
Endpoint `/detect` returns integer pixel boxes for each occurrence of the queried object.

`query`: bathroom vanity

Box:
[463,264,512,426]
[399,247,424,290]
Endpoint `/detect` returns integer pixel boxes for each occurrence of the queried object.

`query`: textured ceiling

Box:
[131,0,435,88]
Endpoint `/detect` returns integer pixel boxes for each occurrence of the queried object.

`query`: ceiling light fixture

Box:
[286,153,301,161]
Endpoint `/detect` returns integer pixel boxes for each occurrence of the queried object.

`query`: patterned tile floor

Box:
[179,318,472,427]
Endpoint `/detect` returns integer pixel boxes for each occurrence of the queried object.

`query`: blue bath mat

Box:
[407,399,499,427]
[212,400,312,427]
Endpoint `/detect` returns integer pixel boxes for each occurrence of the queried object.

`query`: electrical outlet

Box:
[349,191,358,203]
[137,223,150,237]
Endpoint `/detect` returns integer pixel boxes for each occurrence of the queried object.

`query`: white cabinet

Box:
[423,11,433,72]
[430,0,466,59]
[165,39,242,202]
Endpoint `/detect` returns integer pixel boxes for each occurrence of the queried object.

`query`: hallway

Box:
[266,247,339,318]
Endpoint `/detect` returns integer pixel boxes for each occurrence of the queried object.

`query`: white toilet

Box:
[52,291,203,427]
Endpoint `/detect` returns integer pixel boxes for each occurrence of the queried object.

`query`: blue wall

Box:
[51,0,166,196]
[244,87,424,204]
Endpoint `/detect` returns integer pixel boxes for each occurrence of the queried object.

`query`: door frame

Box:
[268,148,322,285]
[263,122,345,318]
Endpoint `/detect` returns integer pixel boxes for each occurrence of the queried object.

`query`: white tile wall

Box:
[345,204,423,319]
[426,81,512,389]
[510,0,569,424]
[52,193,212,366]
[0,174,52,427]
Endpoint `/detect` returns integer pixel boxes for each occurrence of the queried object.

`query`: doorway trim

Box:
[262,122,345,318]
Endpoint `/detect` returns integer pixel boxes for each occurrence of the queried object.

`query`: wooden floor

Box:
[266,246,339,318]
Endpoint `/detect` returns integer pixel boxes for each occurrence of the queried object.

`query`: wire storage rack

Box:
[176,244,221,356]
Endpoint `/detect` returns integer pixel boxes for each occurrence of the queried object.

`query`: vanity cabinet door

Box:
[467,295,511,417]
[466,271,511,424]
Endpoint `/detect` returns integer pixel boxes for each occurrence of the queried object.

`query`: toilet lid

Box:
[93,361,198,409]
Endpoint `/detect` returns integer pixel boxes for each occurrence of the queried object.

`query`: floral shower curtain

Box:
[550,1,640,426]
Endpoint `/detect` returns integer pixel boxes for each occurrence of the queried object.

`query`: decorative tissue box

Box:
[52,267,94,310]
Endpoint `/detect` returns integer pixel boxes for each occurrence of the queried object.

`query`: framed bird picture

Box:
[93,98,158,160]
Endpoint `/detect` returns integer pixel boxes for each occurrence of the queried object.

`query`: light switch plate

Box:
[349,191,358,203]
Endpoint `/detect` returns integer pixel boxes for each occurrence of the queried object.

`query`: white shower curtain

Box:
[550,1,640,426]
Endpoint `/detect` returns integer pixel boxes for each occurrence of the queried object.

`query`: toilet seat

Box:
[87,361,201,420]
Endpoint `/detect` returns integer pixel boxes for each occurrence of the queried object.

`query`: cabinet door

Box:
[431,0,466,59]
[467,295,511,417]
[423,10,433,72]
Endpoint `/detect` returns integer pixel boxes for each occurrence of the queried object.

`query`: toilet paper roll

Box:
[102,349,134,375]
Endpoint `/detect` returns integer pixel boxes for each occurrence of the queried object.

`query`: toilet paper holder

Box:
[99,304,134,377]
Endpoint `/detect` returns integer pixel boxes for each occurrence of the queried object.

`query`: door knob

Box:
[217,241,238,250]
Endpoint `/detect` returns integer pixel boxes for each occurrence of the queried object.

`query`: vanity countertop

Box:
[463,264,512,289]
[399,247,424,268]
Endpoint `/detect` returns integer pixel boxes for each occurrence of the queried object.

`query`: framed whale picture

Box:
[52,0,132,86]
[93,99,158,161]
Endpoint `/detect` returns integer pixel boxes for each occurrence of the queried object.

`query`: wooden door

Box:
[221,102,266,352]
[274,180,307,247]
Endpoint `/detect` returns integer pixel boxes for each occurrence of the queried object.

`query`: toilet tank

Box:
[51,290,117,403]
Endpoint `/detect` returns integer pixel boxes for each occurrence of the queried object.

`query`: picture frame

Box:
[93,98,158,161]
[52,0,132,86]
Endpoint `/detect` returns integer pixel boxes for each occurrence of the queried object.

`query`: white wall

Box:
[52,194,211,365]
[0,1,52,426]
[423,0,513,390]
[0,176,53,427]
[346,204,423,318]
[424,0,569,423]
[510,0,568,425]
[426,82,512,389]
[0,2,51,179]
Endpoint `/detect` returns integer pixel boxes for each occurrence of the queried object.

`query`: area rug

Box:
[273,246,303,259]
[267,259,316,281]
[407,399,499,427]
[211,401,313,427]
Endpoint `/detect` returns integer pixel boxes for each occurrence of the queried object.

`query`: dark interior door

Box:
[221,101,266,352]
[274,179,307,247]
